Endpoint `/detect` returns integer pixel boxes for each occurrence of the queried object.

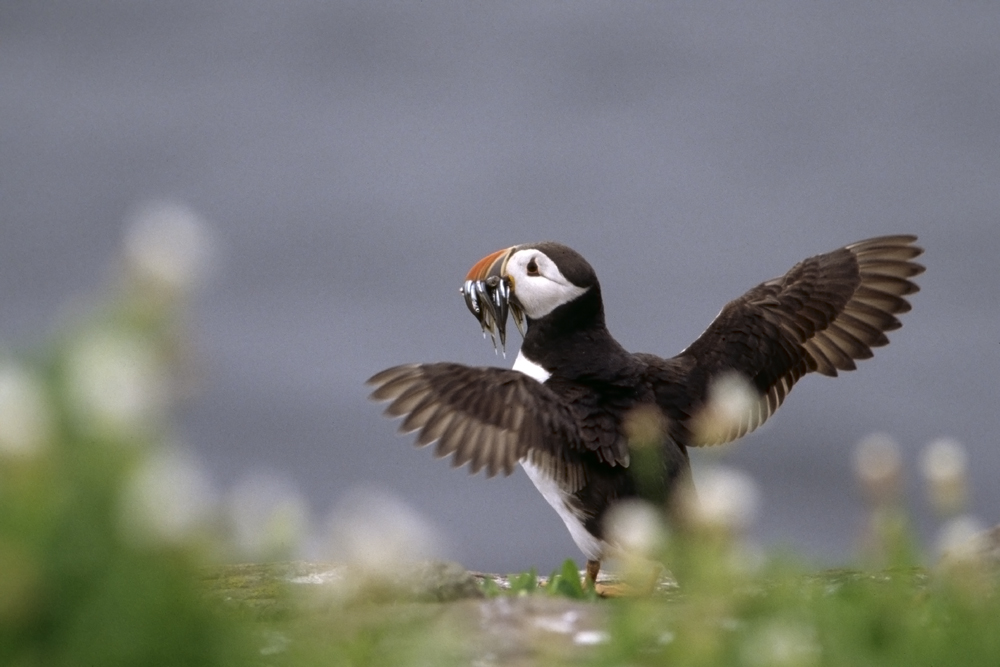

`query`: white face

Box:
[504,248,588,320]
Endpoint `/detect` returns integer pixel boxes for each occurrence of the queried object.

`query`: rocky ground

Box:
[201,560,648,664]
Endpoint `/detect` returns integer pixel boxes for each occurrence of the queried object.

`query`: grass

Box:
[194,546,1000,666]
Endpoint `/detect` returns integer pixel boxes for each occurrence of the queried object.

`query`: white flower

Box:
[0,363,52,458]
[935,515,988,565]
[120,447,218,547]
[604,498,667,558]
[852,433,902,503]
[690,372,757,445]
[65,329,168,440]
[741,619,820,667]
[709,372,756,424]
[688,465,761,534]
[920,437,968,515]
[123,201,214,296]
[325,487,443,578]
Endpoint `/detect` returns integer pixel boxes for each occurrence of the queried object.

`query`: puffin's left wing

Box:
[367,363,588,489]
[658,235,924,446]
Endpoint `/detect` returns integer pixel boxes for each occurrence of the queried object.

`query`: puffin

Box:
[367,236,923,580]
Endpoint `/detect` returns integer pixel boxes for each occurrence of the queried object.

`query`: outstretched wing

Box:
[665,235,924,446]
[367,363,588,490]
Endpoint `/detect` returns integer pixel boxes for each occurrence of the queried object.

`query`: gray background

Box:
[2,1,997,573]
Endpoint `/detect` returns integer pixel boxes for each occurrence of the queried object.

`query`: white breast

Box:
[512,350,605,560]
[520,458,604,561]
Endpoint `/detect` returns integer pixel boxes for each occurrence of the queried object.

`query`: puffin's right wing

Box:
[367,363,588,490]
[654,235,924,446]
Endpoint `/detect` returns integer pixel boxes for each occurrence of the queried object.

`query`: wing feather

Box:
[367,363,588,489]
[435,414,468,459]
[664,235,923,446]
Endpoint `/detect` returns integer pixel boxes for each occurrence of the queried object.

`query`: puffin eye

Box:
[526,258,539,276]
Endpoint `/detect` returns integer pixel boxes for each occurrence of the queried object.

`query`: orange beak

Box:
[460,246,524,353]
[465,246,513,281]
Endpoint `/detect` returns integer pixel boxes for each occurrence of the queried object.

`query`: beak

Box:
[464,246,510,282]
[459,247,525,354]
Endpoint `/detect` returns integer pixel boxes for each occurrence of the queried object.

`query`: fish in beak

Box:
[459,246,525,354]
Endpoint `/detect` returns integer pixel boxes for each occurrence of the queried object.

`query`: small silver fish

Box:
[459,276,525,355]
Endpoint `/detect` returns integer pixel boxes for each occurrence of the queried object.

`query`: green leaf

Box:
[545,559,596,600]
[508,567,539,595]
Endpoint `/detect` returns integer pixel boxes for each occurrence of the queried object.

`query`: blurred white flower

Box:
[741,618,820,667]
[0,363,52,458]
[604,498,667,558]
[690,371,757,445]
[709,372,756,422]
[687,465,761,534]
[227,471,310,561]
[920,437,968,515]
[65,329,168,440]
[120,446,218,547]
[935,514,988,565]
[325,487,443,578]
[123,200,214,296]
[623,404,669,449]
[852,433,902,504]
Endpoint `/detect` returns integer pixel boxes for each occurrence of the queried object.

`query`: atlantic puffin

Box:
[367,236,923,580]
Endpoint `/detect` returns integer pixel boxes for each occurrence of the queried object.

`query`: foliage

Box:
[0,208,251,665]
[546,558,598,600]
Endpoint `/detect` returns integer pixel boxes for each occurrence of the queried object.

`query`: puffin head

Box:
[461,242,597,351]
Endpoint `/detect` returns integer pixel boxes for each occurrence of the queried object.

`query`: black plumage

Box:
[367,235,924,576]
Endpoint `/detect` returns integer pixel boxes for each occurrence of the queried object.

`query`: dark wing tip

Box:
[849,235,925,304]
[845,234,921,252]
[366,363,417,388]
[800,234,923,375]
[367,365,435,409]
